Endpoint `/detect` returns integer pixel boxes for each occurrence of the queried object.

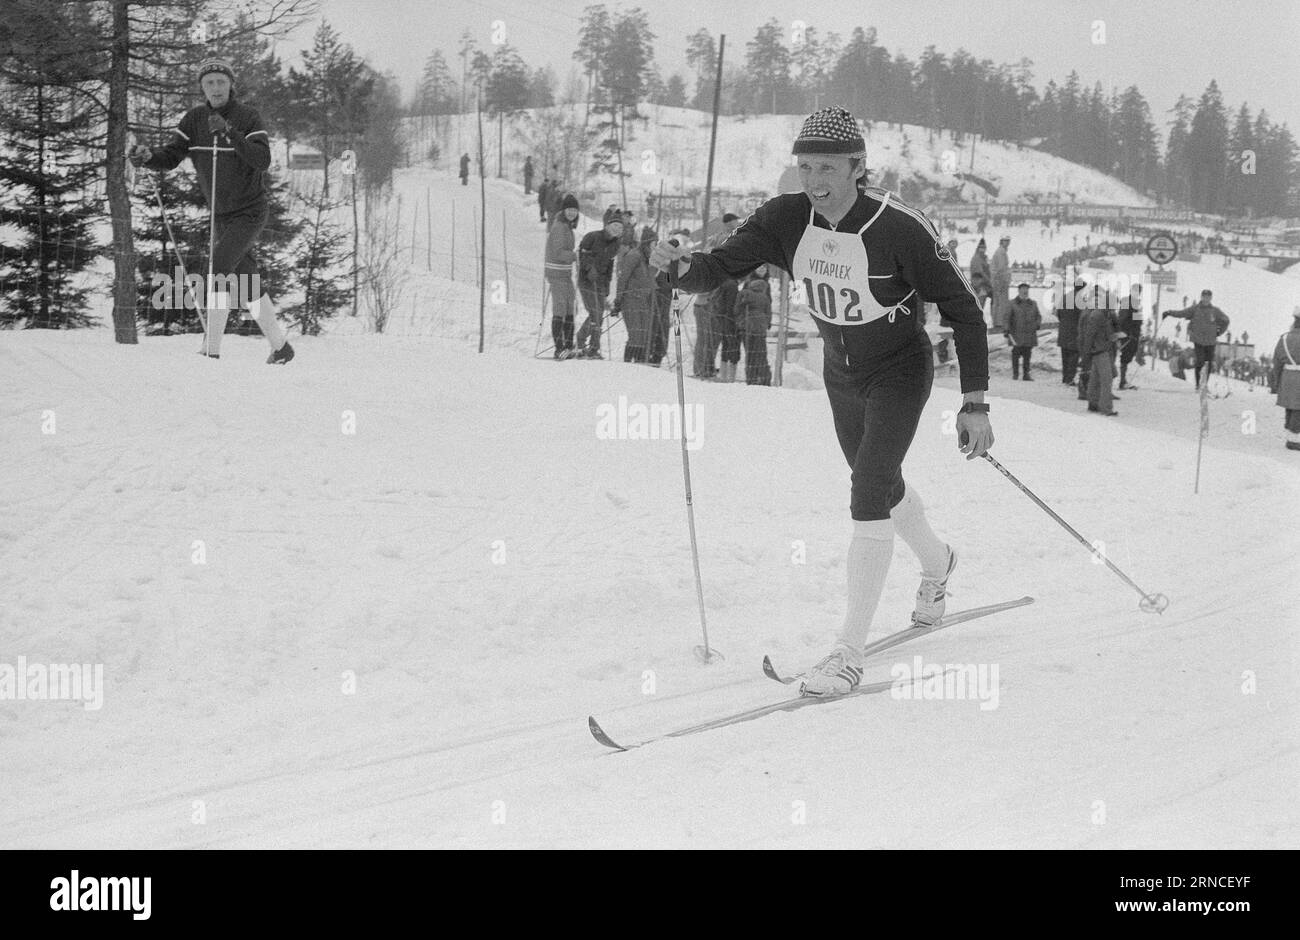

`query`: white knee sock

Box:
[251,294,287,350]
[837,518,895,651]
[203,292,229,356]
[891,485,948,577]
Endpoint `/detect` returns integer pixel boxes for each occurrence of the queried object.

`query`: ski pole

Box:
[969,437,1169,613]
[203,127,220,355]
[149,174,207,334]
[671,261,721,663]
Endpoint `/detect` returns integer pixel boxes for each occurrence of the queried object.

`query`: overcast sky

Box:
[292,0,1300,134]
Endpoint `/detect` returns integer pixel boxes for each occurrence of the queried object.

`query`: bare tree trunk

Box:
[107,0,137,343]
[351,168,359,316]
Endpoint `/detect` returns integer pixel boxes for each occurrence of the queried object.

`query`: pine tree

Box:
[0,78,99,328]
[1225,103,1255,215]
[1187,79,1229,212]
[685,29,716,112]
[486,44,530,114]
[0,0,101,330]
[1163,94,1195,205]
[574,4,612,125]
[744,19,792,115]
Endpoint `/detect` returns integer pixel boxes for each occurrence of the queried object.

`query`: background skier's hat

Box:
[197,58,235,85]
[791,106,866,156]
[561,193,579,210]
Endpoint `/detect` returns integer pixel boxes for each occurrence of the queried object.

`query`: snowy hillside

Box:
[420,104,1155,217]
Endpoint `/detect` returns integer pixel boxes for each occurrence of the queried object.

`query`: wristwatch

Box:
[958,402,990,414]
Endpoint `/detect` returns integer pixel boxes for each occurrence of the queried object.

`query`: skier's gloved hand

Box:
[207,111,230,136]
[128,145,152,168]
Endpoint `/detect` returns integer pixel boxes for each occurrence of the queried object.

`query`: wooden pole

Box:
[478,91,487,353]
[450,201,456,280]
[501,207,510,301]
[426,187,432,272]
[700,35,725,241]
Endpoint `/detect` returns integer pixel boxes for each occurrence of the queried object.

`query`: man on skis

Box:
[650,106,992,697]
[129,57,294,364]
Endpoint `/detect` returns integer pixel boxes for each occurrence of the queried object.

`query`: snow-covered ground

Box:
[2,294,1297,847]
[4,122,1300,847]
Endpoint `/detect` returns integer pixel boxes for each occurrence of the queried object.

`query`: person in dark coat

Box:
[544,193,580,357]
[1269,307,1300,450]
[710,274,741,382]
[1057,278,1086,393]
[537,177,551,222]
[523,156,534,195]
[1162,289,1230,389]
[459,153,470,185]
[612,226,658,363]
[1115,283,1145,389]
[737,266,774,385]
[1077,296,1119,415]
[574,209,625,358]
[1004,283,1042,381]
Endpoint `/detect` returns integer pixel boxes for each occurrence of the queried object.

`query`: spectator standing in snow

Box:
[1162,289,1230,389]
[459,153,470,185]
[990,236,1011,330]
[737,266,773,385]
[523,156,534,195]
[1269,308,1300,451]
[574,209,625,358]
[1005,282,1042,381]
[612,226,658,363]
[1115,283,1145,390]
[544,193,580,358]
[710,272,741,382]
[537,177,551,222]
[1056,278,1084,388]
[1078,294,1120,415]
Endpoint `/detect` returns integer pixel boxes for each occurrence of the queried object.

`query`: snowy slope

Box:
[421,105,1155,215]
[1,322,1297,848]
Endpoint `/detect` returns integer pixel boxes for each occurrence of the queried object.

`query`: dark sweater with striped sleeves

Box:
[144,97,272,217]
[676,188,989,392]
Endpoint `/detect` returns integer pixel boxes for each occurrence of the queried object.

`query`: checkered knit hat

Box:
[197,58,235,85]
[792,106,866,156]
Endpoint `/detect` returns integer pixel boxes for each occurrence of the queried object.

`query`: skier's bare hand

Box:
[650,241,690,273]
[128,145,152,168]
[957,413,994,461]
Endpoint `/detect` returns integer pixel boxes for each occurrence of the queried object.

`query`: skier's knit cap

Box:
[562,193,579,210]
[792,106,866,156]
[722,212,739,223]
[197,58,236,85]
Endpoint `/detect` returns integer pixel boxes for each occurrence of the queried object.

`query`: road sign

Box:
[1147,269,1177,286]
[1145,232,1178,265]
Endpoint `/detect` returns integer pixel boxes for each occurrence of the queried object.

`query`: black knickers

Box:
[823,334,935,521]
